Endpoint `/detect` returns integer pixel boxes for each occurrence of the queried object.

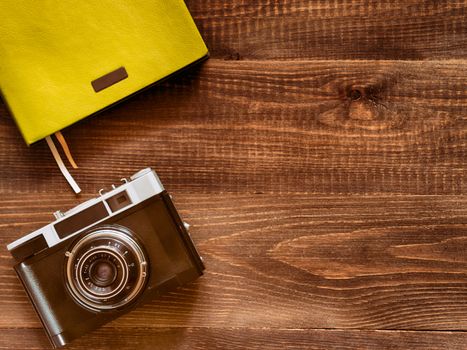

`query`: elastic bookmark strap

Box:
[45,136,81,193]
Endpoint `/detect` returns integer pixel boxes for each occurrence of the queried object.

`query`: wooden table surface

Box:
[1,1,466,349]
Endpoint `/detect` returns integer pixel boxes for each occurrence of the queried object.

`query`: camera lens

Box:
[89,259,117,287]
[65,225,148,311]
[76,249,127,299]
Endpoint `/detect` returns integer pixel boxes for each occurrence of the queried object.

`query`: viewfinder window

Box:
[106,191,132,212]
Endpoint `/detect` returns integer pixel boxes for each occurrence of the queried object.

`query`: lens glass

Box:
[78,250,125,299]
[90,259,117,287]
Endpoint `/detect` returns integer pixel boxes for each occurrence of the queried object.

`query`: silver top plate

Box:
[7,168,164,252]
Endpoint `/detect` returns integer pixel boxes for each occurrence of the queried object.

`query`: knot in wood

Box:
[349,89,362,101]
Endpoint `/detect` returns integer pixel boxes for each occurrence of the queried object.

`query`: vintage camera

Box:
[7,168,204,348]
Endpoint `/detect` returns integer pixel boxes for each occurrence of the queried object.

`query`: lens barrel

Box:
[65,225,148,311]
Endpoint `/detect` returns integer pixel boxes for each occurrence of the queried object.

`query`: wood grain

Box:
[1,194,466,330]
[1,328,466,350]
[185,1,467,60]
[1,0,466,349]
[0,60,465,195]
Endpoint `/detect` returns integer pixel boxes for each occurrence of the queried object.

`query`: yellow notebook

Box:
[0,0,208,145]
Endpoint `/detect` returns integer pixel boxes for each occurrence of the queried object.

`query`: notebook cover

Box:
[0,0,208,145]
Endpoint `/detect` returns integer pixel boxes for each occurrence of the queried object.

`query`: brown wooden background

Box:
[1,1,466,349]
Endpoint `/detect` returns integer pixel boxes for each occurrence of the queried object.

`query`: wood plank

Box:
[1,194,466,330]
[184,1,467,60]
[1,328,466,350]
[1,1,465,349]
[0,60,465,195]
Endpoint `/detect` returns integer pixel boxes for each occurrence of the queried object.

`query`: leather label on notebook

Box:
[91,67,128,92]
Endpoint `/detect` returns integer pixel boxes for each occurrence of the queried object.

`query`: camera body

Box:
[7,168,204,348]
